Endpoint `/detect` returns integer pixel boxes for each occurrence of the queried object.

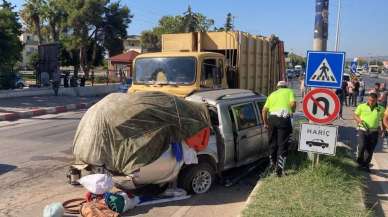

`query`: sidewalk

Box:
[242,79,384,216]
[0,95,100,121]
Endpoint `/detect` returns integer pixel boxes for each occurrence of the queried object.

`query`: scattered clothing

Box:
[104,192,125,213]
[182,142,199,165]
[79,174,113,195]
[43,202,65,217]
[80,200,119,217]
[185,127,211,152]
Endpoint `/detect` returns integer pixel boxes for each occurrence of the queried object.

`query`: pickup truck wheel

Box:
[178,163,215,194]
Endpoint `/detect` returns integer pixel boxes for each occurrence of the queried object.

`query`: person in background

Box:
[262,81,296,177]
[342,78,349,106]
[372,83,380,95]
[300,76,305,99]
[359,78,366,103]
[91,70,95,86]
[379,83,388,108]
[354,93,385,172]
[352,78,360,107]
[336,82,346,120]
[347,79,354,106]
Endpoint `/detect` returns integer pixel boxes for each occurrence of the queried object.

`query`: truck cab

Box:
[130,52,228,97]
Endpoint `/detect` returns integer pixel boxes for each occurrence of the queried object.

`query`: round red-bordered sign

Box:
[302,88,340,124]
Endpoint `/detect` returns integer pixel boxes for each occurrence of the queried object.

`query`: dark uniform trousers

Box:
[357,130,379,167]
[268,115,292,173]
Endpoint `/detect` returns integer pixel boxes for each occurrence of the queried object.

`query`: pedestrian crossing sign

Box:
[305,51,345,88]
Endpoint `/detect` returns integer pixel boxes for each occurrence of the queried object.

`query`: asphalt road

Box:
[0,110,260,217]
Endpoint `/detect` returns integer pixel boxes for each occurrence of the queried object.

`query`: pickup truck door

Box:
[230,102,261,163]
[255,101,270,156]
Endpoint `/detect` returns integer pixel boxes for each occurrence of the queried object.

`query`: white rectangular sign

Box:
[298,123,338,156]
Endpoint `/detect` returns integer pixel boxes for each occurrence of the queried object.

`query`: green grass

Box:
[242,147,373,217]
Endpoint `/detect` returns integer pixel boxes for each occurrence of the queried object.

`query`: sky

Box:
[11,0,388,58]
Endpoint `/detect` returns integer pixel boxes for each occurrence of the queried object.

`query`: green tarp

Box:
[73,91,210,176]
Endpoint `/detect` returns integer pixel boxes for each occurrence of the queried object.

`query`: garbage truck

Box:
[129,31,286,97]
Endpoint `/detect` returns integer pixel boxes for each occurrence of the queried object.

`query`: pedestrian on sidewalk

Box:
[354,93,385,172]
[262,81,296,177]
[359,78,366,103]
[352,78,360,107]
[91,70,95,86]
[378,83,388,108]
[336,83,345,120]
[300,76,306,99]
[347,80,354,106]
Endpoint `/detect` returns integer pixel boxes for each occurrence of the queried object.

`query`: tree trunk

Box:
[34,17,42,44]
[50,22,59,42]
[79,46,86,77]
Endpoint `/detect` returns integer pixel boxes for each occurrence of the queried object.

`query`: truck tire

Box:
[178,162,215,194]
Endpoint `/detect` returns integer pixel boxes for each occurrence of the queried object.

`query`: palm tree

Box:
[43,0,66,42]
[20,0,46,44]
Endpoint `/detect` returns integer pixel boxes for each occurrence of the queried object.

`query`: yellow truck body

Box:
[130,31,285,97]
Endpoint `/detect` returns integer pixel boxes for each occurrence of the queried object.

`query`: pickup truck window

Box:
[256,101,265,124]
[134,57,196,85]
[231,103,258,130]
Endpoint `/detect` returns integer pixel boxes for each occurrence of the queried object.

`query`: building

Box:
[19,32,39,69]
[123,35,142,53]
[107,50,139,81]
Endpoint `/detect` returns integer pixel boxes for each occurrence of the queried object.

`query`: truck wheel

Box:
[178,162,215,194]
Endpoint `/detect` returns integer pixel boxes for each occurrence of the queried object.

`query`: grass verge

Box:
[242,147,372,217]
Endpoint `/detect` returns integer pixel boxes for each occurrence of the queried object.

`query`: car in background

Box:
[343,73,351,82]
[15,74,26,89]
[287,69,294,79]
[370,72,378,78]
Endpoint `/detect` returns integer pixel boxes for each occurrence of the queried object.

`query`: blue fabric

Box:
[171,143,183,162]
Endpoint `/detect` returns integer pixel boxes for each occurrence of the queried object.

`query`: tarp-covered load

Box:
[73,92,210,176]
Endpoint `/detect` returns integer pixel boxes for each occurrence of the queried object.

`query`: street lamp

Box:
[334,0,341,51]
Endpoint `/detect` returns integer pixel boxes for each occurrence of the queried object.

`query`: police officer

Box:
[354,93,385,172]
[262,81,296,176]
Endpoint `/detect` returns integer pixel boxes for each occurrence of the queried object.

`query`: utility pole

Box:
[334,0,341,51]
[313,0,329,51]
[310,0,329,165]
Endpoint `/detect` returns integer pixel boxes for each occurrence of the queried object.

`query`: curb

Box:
[0,101,95,122]
[237,180,262,217]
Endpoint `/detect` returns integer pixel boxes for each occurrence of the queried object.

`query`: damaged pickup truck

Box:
[70,89,306,195]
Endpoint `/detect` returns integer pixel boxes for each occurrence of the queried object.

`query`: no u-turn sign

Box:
[302,88,340,124]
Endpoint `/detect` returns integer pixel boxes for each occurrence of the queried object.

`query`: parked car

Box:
[370,72,378,78]
[72,89,306,195]
[15,74,26,89]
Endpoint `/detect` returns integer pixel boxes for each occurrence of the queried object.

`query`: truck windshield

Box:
[134,57,196,84]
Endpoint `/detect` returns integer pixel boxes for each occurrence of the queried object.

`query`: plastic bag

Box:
[43,202,64,217]
[79,174,113,194]
[182,142,198,165]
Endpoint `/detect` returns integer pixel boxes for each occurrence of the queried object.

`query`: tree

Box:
[0,0,23,88]
[224,12,233,31]
[140,30,160,52]
[153,15,184,35]
[140,6,214,50]
[181,5,214,32]
[20,0,46,44]
[288,53,306,68]
[59,0,132,76]
[102,2,133,57]
[43,0,66,41]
